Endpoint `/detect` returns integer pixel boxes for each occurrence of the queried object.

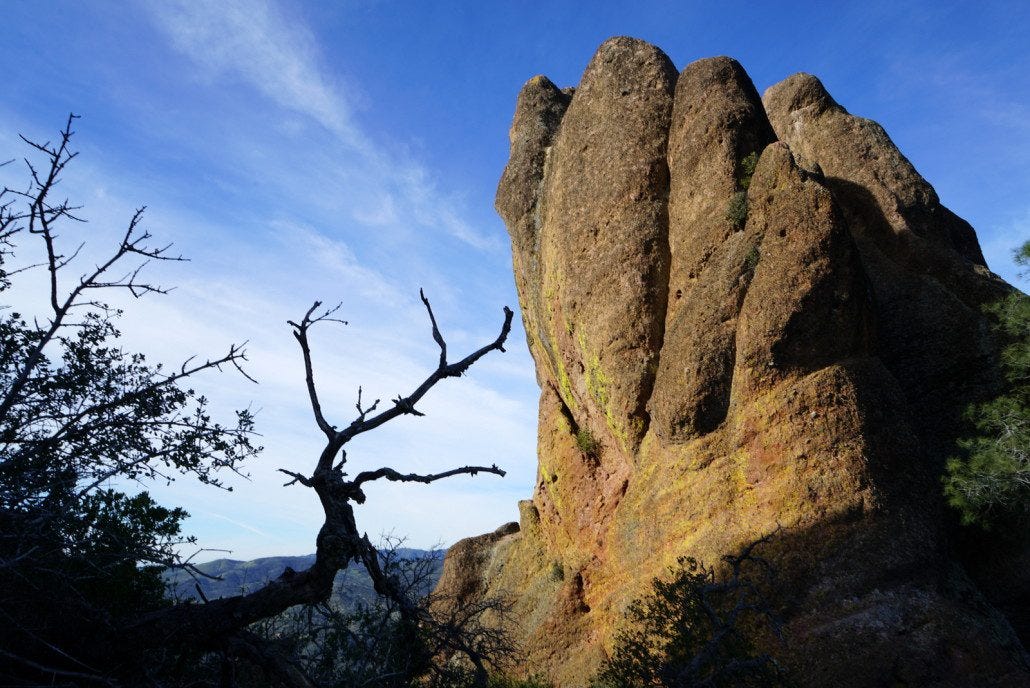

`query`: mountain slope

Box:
[166,548,444,608]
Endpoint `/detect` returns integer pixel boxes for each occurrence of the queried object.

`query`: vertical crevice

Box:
[635,155,673,448]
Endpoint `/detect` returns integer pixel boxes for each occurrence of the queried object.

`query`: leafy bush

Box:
[744,244,761,273]
[944,241,1030,526]
[726,191,748,230]
[739,151,759,190]
[592,536,787,688]
[485,676,554,688]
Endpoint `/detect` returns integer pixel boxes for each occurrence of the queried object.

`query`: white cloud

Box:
[145,0,500,251]
[352,192,399,227]
[268,218,404,305]
[149,0,359,145]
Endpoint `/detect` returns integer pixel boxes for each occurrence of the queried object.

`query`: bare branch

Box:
[351,464,506,499]
[420,287,447,369]
[227,631,318,688]
[325,299,514,455]
[354,386,380,423]
[288,301,347,440]
[348,461,504,504]
[278,468,313,488]
[0,648,115,686]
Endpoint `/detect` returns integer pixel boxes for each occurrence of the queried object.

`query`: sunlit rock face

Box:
[435,37,1029,688]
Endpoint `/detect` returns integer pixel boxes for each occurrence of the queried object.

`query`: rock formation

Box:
[436,37,1029,687]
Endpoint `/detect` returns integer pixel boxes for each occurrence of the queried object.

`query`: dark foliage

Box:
[944,240,1030,527]
[592,534,788,688]
[0,115,258,685]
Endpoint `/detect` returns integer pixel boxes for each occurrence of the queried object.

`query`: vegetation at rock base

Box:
[0,118,515,687]
[240,546,521,688]
[944,240,1030,527]
[591,534,788,688]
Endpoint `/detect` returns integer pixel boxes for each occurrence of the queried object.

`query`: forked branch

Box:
[287,301,347,440]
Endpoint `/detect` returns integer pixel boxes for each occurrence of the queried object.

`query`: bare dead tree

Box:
[124,295,513,682]
[1,116,515,687]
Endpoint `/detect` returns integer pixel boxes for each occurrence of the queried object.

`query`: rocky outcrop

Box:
[437,38,1029,687]
[528,36,677,454]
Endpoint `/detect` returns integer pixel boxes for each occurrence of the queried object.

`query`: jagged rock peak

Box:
[763,72,988,265]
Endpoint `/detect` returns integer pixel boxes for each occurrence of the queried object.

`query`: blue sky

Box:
[1,1,1028,560]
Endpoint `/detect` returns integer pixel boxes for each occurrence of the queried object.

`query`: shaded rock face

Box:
[762,74,1008,463]
[437,38,1029,687]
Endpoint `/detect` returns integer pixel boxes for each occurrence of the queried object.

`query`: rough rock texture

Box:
[436,39,1030,687]
[511,36,678,455]
[650,56,777,441]
[496,75,572,389]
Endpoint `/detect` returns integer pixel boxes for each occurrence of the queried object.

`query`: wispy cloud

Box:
[200,510,273,539]
[145,0,500,251]
[150,0,359,145]
[268,218,404,304]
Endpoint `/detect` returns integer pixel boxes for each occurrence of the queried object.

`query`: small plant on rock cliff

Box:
[576,427,600,458]
[726,151,759,231]
[726,191,748,230]
[744,244,761,273]
[738,151,759,190]
[944,240,1030,527]
[591,534,787,688]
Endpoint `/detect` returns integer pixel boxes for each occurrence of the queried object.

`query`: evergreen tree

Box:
[944,241,1030,526]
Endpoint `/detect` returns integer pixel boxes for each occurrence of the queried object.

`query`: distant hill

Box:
[164,548,444,608]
